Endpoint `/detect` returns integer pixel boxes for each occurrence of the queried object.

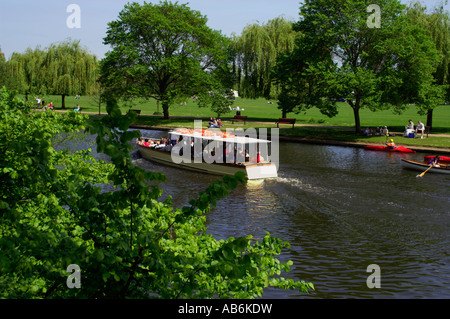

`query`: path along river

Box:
[128,129,449,299]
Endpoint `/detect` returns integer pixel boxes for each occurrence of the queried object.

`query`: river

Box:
[130,129,450,299]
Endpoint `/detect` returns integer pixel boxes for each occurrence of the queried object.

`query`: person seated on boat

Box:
[142,138,151,147]
[416,121,425,139]
[164,142,172,152]
[386,139,396,149]
[154,141,165,149]
[427,155,440,167]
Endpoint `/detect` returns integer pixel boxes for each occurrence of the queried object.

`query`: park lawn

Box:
[40,94,449,133]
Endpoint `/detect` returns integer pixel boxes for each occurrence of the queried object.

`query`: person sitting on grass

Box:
[74,104,81,112]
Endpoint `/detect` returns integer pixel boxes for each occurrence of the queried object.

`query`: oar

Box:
[416,165,433,178]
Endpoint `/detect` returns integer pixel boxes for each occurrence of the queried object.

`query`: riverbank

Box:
[42,109,449,154]
[129,122,450,155]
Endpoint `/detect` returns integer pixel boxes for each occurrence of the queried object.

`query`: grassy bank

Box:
[33,94,450,148]
[30,95,450,132]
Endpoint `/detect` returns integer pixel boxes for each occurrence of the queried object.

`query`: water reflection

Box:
[128,129,449,298]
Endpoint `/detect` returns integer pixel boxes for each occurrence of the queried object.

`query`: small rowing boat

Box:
[400,159,450,174]
[364,145,416,153]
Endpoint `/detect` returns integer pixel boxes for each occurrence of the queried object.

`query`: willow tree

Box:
[7,46,47,101]
[232,17,297,99]
[100,1,230,119]
[407,1,450,129]
[44,40,98,109]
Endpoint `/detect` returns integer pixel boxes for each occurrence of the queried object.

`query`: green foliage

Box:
[0,87,313,298]
[100,0,231,119]
[280,0,445,132]
[232,17,298,100]
[6,40,98,108]
[196,89,235,117]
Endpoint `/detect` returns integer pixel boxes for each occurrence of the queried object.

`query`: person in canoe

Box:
[427,155,440,167]
[386,139,396,150]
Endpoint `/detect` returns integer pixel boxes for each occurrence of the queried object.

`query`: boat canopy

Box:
[170,128,271,144]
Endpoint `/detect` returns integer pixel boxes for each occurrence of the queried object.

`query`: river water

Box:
[130,129,450,299]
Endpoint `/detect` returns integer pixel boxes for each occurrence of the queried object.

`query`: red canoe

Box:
[364,145,416,153]
[424,155,450,164]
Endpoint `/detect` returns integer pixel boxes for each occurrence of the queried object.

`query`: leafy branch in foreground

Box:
[0,88,313,298]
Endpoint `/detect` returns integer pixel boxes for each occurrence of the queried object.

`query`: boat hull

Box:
[137,144,278,180]
[400,159,450,174]
[364,145,416,153]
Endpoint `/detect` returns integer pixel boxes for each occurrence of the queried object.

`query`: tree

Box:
[291,0,442,133]
[0,49,7,88]
[44,39,98,109]
[196,89,236,118]
[7,46,47,101]
[0,87,314,298]
[406,1,450,129]
[273,33,337,118]
[232,17,297,100]
[100,1,230,119]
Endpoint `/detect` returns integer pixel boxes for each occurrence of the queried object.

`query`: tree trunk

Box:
[426,109,433,131]
[61,94,66,109]
[282,109,287,118]
[162,100,170,119]
[352,106,361,134]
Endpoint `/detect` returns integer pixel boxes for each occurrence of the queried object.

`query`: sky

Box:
[0,0,448,60]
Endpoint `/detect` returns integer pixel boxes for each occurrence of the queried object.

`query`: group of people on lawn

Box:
[363,119,426,140]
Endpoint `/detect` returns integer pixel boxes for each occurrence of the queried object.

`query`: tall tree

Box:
[232,17,297,100]
[7,46,47,101]
[100,1,230,119]
[44,39,98,109]
[291,0,442,133]
[406,1,450,129]
[0,49,7,88]
[273,33,336,118]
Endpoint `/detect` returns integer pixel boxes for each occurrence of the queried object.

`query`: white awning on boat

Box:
[169,130,272,144]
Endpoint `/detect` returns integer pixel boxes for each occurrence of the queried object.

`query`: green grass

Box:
[31,94,450,148]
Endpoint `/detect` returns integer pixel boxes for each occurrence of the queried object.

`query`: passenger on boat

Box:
[386,139,396,149]
[427,156,440,167]
[143,138,151,147]
[153,141,164,149]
